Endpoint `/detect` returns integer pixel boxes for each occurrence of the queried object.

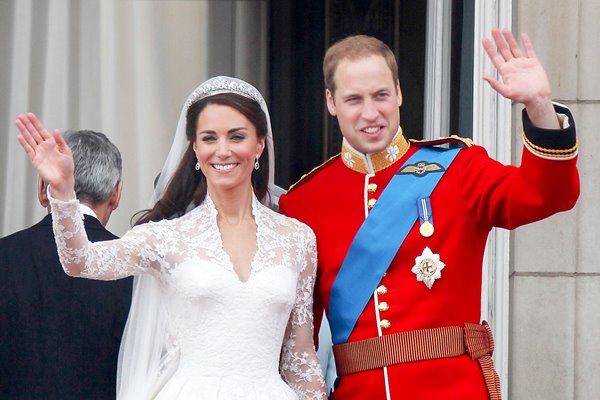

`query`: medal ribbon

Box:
[329,146,461,344]
[418,197,433,226]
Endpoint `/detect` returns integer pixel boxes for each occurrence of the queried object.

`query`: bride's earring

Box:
[254,155,260,170]
[195,161,200,171]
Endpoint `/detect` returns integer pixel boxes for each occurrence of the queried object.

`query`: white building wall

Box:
[510,1,600,399]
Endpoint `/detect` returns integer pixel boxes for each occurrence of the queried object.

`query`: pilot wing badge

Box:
[398,161,444,177]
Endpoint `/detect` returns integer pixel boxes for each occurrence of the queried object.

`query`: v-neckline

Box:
[208,194,260,284]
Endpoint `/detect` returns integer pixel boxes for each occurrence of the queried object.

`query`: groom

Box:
[280,29,579,399]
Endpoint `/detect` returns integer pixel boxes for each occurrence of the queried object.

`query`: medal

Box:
[417,197,434,237]
[411,246,445,289]
[419,221,434,237]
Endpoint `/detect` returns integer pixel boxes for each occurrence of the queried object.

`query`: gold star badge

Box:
[411,247,445,289]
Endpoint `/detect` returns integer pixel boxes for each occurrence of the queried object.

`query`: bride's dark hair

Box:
[133,93,270,225]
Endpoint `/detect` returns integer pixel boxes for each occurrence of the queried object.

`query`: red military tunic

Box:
[279,105,579,400]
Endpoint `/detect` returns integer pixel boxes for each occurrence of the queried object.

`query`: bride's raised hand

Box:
[16,113,75,200]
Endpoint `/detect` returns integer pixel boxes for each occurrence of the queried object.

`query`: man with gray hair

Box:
[0,129,133,399]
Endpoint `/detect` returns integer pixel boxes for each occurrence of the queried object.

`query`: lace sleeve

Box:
[280,225,327,399]
[49,194,165,280]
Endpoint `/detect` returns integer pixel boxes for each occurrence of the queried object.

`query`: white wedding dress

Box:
[49,193,326,400]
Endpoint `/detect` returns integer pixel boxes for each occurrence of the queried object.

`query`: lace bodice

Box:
[49,193,326,399]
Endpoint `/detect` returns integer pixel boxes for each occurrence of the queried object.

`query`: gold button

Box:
[378,302,389,312]
[367,183,378,193]
[380,319,391,329]
[376,285,388,295]
[368,198,377,208]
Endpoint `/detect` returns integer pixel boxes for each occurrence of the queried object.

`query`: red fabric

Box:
[280,141,578,399]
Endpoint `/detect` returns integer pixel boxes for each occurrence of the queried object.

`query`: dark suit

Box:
[0,214,133,399]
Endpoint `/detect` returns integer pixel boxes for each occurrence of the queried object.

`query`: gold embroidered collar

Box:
[340,128,410,174]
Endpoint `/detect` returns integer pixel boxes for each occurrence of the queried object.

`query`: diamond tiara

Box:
[184,76,264,108]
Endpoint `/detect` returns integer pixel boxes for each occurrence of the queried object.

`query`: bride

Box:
[15,76,327,399]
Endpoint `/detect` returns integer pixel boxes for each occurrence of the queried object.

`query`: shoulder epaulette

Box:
[409,135,474,148]
[286,154,340,193]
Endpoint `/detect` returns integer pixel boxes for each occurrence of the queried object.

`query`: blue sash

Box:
[329,147,461,344]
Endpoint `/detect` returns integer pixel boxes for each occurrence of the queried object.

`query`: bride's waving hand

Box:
[16,112,75,200]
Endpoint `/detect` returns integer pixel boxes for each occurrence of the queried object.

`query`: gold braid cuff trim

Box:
[522,132,578,159]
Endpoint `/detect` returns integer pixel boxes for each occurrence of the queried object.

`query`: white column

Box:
[472,1,513,398]
[423,0,453,139]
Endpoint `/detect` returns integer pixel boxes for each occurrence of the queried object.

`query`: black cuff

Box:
[522,103,578,159]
